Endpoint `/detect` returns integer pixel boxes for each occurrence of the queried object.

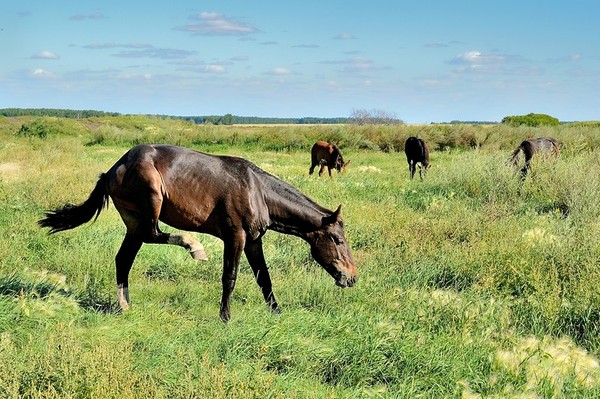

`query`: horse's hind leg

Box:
[309,159,317,175]
[115,233,143,310]
[166,234,208,260]
[135,174,208,260]
[318,163,326,177]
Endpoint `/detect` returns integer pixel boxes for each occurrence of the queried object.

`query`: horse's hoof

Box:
[190,249,208,261]
[271,307,282,315]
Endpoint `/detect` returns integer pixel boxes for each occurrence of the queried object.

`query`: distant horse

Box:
[509,137,560,179]
[404,136,430,180]
[39,144,357,322]
[309,141,350,177]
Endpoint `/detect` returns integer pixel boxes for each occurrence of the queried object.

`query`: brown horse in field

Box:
[39,144,357,322]
[309,141,350,177]
[404,136,430,180]
[509,137,560,178]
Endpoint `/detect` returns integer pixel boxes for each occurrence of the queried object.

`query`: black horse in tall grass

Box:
[39,144,357,321]
[404,136,430,180]
[509,137,560,179]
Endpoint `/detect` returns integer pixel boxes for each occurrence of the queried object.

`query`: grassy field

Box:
[1,116,600,398]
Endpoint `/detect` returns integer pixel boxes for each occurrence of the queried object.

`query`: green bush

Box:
[501,113,560,127]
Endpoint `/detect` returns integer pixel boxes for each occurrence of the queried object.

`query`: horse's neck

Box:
[264,184,325,238]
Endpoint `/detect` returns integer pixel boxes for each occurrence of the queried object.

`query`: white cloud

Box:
[70,12,105,21]
[32,50,59,60]
[271,67,291,75]
[31,68,57,79]
[293,44,319,48]
[230,55,249,62]
[321,56,389,74]
[451,51,506,65]
[570,53,582,61]
[547,53,583,63]
[112,47,195,59]
[448,50,524,74]
[334,33,356,40]
[83,43,153,50]
[114,72,152,80]
[424,43,449,48]
[176,12,257,36]
[204,65,226,73]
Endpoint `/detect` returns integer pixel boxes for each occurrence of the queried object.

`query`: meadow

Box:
[1,115,600,398]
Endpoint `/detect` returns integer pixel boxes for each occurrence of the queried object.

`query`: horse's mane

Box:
[247,161,330,214]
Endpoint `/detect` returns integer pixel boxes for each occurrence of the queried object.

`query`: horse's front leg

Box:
[245,238,280,314]
[220,233,245,322]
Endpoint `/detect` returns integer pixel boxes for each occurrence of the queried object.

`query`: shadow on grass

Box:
[75,288,121,314]
[0,272,120,315]
[426,267,475,292]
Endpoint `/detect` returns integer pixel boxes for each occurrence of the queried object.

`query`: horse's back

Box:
[405,137,429,163]
[534,137,559,156]
[106,144,265,233]
[311,141,333,158]
[521,138,559,159]
[107,144,224,191]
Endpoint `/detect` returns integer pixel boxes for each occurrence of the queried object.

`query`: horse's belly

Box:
[159,198,216,233]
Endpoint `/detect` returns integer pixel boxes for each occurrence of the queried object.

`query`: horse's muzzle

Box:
[336,274,357,288]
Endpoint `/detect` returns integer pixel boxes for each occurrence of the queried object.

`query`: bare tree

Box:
[349,108,403,125]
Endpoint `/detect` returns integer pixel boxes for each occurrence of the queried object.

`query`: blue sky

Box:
[2,1,599,123]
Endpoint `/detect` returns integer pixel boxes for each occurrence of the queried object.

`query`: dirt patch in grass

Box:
[0,162,22,180]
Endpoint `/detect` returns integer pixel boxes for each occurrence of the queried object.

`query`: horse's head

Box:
[339,159,351,174]
[308,205,357,288]
[335,154,350,174]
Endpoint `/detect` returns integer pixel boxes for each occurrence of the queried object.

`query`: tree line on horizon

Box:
[3,108,586,126]
[0,108,348,125]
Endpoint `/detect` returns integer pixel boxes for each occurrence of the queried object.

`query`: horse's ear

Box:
[322,205,342,226]
[341,160,350,174]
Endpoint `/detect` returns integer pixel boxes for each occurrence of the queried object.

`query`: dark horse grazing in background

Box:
[509,137,560,179]
[39,144,357,322]
[404,136,430,180]
[309,141,350,177]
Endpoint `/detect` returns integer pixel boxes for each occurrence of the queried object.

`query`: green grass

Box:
[1,117,600,398]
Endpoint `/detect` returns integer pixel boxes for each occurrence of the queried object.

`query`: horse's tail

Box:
[38,173,110,234]
[508,145,523,166]
[420,139,430,164]
[551,140,560,158]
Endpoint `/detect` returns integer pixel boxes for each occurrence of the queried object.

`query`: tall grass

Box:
[1,116,600,398]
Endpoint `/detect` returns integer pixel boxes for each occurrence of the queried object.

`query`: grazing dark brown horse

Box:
[509,137,560,179]
[309,141,350,177]
[404,136,430,180]
[39,144,357,321]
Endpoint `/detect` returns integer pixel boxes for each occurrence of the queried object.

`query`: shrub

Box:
[17,120,53,138]
[501,113,560,127]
